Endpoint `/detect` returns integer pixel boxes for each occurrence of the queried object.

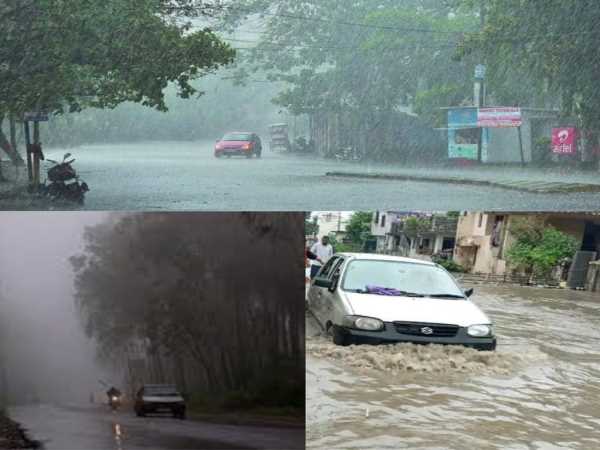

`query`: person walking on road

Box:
[310,236,334,279]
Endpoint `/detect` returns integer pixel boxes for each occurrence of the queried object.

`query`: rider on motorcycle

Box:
[107,386,122,406]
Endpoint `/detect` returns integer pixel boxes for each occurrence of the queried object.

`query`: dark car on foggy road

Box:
[214,132,262,158]
[134,384,187,419]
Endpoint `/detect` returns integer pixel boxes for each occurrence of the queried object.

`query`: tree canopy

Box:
[505,218,578,277]
[0,0,235,116]
[225,0,477,124]
[70,213,304,408]
[460,0,600,135]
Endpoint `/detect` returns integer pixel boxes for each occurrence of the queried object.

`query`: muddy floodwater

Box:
[306,285,600,449]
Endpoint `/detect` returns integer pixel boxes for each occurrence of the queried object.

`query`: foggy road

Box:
[41,142,600,211]
[10,404,304,450]
[306,284,600,449]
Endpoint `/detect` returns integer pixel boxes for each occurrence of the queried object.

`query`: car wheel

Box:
[332,325,352,346]
[215,153,222,158]
[256,151,262,158]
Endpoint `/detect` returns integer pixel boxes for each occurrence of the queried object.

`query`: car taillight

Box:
[243,143,252,150]
[215,143,223,150]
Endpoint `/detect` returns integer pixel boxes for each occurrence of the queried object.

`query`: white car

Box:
[307,253,496,350]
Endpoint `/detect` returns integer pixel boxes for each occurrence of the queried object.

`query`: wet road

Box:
[9,404,303,450]
[306,284,600,449]
[40,142,600,211]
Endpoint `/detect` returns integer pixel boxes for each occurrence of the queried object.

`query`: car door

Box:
[323,258,348,324]
[320,257,346,325]
[309,256,344,326]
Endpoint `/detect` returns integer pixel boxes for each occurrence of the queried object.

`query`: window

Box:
[318,256,340,279]
[454,128,479,145]
[341,260,463,296]
[478,213,484,228]
[442,237,455,251]
[381,215,386,227]
[491,216,504,247]
[223,132,252,141]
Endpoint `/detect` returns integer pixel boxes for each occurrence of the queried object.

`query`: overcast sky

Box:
[0,212,113,403]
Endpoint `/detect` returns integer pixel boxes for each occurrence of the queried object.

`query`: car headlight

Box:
[467,324,493,337]
[343,315,384,331]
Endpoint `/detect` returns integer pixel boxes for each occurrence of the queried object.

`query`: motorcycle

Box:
[109,394,122,411]
[42,153,89,204]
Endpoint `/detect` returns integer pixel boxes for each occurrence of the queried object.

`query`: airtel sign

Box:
[552,128,577,154]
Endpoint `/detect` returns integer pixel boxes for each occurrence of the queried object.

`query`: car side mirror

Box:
[313,278,332,289]
[464,288,474,298]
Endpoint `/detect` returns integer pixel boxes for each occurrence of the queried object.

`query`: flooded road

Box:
[10,403,304,450]
[306,285,600,449]
[36,142,600,211]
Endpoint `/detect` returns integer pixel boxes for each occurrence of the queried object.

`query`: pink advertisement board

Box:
[477,107,522,128]
[552,127,577,154]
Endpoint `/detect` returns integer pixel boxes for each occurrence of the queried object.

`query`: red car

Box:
[214,132,262,158]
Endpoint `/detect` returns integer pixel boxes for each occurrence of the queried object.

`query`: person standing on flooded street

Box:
[310,236,333,278]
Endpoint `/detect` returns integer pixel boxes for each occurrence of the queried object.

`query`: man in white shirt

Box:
[310,235,334,278]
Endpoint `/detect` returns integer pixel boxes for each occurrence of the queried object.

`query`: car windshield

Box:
[145,385,179,396]
[222,133,252,141]
[341,260,463,297]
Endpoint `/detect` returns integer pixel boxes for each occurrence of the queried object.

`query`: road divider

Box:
[325,171,600,194]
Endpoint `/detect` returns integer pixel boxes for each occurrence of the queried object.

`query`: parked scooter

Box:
[42,153,89,204]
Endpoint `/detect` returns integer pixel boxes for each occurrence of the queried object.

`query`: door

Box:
[308,256,343,326]
[567,250,597,289]
[320,258,346,326]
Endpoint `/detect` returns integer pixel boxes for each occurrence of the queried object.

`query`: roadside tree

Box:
[505,218,578,278]
[0,0,234,162]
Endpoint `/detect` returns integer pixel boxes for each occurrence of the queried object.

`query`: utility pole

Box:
[24,120,33,183]
[475,0,486,163]
[33,121,41,186]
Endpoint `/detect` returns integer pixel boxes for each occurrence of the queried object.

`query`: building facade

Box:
[454,212,600,283]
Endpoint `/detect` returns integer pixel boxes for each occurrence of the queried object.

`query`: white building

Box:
[371,211,408,253]
[313,211,350,240]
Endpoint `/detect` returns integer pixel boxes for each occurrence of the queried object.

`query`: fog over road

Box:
[306,285,600,449]
[41,142,600,211]
[10,404,303,450]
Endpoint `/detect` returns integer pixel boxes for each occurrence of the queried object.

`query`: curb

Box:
[325,171,600,194]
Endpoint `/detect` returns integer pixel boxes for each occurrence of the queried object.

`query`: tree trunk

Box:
[9,114,17,155]
[0,116,25,166]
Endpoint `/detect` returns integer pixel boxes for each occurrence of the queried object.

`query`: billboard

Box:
[477,107,522,128]
[552,127,577,154]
